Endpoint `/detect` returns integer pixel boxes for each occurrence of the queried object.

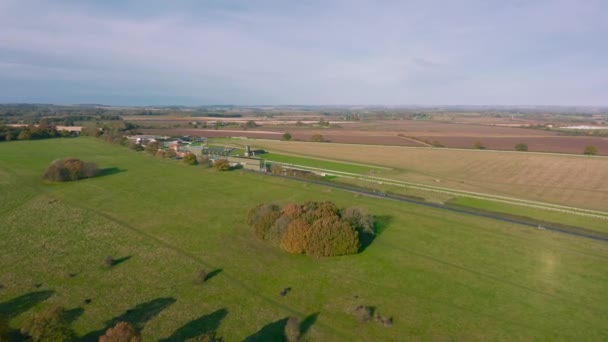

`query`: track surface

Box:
[265,172,608,243]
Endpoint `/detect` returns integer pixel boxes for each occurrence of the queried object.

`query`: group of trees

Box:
[42,158,98,182]
[0,124,72,142]
[247,201,374,257]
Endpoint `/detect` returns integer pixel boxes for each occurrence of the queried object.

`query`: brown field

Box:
[239,140,608,212]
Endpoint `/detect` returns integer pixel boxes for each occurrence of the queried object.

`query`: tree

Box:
[245,120,257,129]
[305,216,360,257]
[213,159,231,171]
[311,134,325,142]
[284,317,300,342]
[104,256,114,268]
[99,322,142,342]
[473,140,485,149]
[17,130,31,140]
[515,143,528,151]
[183,153,198,165]
[282,132,292,141]
[584,145,598,155]
[280,219,309,254]
[145,141,160,155]
[20,306,74,342]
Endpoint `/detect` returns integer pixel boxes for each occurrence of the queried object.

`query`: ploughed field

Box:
[1,138,607,340]
[240,140,608,212]
[139,120,608,155]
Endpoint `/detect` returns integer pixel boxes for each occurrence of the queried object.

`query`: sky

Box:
[0,0,606,106]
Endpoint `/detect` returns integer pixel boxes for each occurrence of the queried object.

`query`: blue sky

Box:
[0,0,606,106]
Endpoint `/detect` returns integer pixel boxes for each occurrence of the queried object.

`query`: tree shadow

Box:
[96,167,126,178]
[160,308,228,342]
[204,269,223,282]
[111,255,132,267]
[0,290,54,318]
[243,318,288,342]
[360,215,392,251]
[64,307,85,324]
[300,312,319,336]
[78,297,176,341]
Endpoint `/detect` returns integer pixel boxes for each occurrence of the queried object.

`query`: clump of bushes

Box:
[42,158,98,182]
[247,201,374,257]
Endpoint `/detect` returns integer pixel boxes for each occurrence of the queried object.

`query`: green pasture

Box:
[0,138,607,340]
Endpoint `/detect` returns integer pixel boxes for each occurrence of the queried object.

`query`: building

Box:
[226,156,265,172]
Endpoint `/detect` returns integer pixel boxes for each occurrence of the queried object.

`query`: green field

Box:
[1,138,608,340]
[261,153,385,175]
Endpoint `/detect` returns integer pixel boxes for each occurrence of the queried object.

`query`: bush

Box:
[515,143,528,151]
[584,145,598,155]
[247,203,282,239]
[144,141,160,155]
[183,153,198,165]
[284,317,300,342]
[99,321,142,342]
[213,159,231,171]
[265,215,292,244]
[21,306,74,342]
[342,207,374,236]
[354,305,374,323]
[42,158,98,182]
[311,134,325,142]
[282,132,292,141]
[473,140,485,149]
[104,256,114,268]
[195,269,207,283]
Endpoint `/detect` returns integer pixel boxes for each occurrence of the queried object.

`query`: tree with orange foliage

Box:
[99,322,142,342]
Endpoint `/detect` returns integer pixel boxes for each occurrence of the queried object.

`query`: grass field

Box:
[1,138,608,340]
[261,153,386,175]
[239,140,608,212]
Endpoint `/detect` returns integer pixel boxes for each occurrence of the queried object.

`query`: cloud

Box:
[0,0,606,105]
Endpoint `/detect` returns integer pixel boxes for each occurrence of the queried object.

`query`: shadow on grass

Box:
[78,297,176,341]
[159,308,227,342]
[64,307,85,324]
[204,269,223,282]
[243,313,319,342]
[111,255,132,267]
[96,167,126,178]
[243,317,288,342]
[0,290,54,318]
[360,215,392,252]
[300,312,319,336]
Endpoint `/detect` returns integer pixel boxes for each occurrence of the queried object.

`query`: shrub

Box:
[183,153,198,165]
[354,306,374,323]
[284,317,300,342]
[280,219,309,254]
[473,141,485,149]
[584,145,598,155]
[282,203,303,219]
[311,134,325,142]
[213,159,231,171]
[21,306,74,342]
[247,203,282,239]
[515,143,528,151]
[282,132,292,141]
[195,269,207,283]
[99,321,142,342]
[104,256,114,268]
[42,158,97,182]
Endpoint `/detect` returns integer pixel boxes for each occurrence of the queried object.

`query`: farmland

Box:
[1,138,607,340]
[231,139,608,212]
